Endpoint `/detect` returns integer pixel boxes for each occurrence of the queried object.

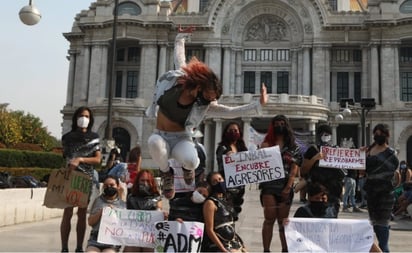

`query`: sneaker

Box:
[182,168,194,185]
[160,168,175,199]
[353,207,363,213]
[342,207,351,212]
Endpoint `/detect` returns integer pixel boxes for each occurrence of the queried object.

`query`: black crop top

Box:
[157,85,193,127]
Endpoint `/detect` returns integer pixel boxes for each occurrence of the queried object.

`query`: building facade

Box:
[62,0,412,170]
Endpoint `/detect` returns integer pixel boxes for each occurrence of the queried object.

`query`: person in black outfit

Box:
[294,182,336,218]
[301,124,345,217]
[61,106,101,253]
[364,124,399,252]
[215,121,247,221]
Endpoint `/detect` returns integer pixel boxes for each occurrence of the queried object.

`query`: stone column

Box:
[203,120,213,174]
[66,49,78,106]
[370,44,379,102]
[81,44,91,102]
[158,43,167,78]
[331,123,338,146]
[242,118,252,149]
[302,46,311,95]
[205,44,222,79]
[229,48,236,94]
[290,48,298,94]
[361,46,369,97]
[255,71,261,94]
[380,42,399,106]
[235,48,242,94]
[312,45,330,99]
[223,47,231,95]
[214,119,223,170]
[88,43,107,104]
[140,42,158,99]
[100,45,108,98]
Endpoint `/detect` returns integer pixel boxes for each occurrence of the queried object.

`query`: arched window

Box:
[117,2,141,16]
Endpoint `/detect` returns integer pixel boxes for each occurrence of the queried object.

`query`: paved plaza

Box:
[0,187,411,252]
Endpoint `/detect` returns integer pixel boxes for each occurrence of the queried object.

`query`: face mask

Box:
[374,135,386,145]
[212,181,227,194]
[103,186,117,197]
[191,190,206,204]
[400,164,407,170]
[196,92,211,106]
[139,184,151,196]
[321,134,331,143]
[77,116,89,129]
[310,201,328,213]
[225,132,240,142]
[274,125,286,136]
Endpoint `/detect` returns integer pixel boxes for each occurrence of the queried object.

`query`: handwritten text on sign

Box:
[98,207,164,248]
[223,146,285,188]
[154,221,204,253]
[319,146,366,170]
[285,218,373,252]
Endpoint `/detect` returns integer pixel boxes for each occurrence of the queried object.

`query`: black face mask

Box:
[274,125,286,135]
[139,184,151,196]
[103,186,118,197]
[212,181,227,194]
[196,92,211,106]
[310,201,328,216]
[374,135,386,145]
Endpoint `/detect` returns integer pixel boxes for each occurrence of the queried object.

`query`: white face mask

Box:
[77,116,90,129]
[191,190,206,204]
[321,134,331,143]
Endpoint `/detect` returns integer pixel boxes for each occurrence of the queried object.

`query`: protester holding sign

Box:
[203,172,246,252]
[86,175,126,252]
[301,124,345,217]
[259,115,302,253]
[61,106,101,253]
[364,124,399,252]
[216,121,248,221]
[124,170,163,252]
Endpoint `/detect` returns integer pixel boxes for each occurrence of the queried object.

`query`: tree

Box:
[0,104,59,151]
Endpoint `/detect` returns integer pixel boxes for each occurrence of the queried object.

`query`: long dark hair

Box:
[218,121,247,151]
[71,106,94,132]
[263,115,296,148]
[368,123,390,150]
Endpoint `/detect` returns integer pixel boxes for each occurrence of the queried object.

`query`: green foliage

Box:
[0,104,59,151]
[0,149,65,169]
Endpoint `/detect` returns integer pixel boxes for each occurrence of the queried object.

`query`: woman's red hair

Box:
[130,169,160,196]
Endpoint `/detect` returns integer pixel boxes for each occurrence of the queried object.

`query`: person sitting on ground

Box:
[393,183,412,218]
[284,182,382,252]
[124,169,163,253]
[168,182,209,223]
[86,175,125,253]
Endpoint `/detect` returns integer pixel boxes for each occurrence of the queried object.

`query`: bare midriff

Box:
[156,111,185,132]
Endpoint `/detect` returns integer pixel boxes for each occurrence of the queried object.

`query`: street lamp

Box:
[335,98,376,146]
[19,0,41,25]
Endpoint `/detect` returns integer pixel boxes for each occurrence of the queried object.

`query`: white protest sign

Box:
[154,221,204,253]
[285,218,373,253]
[98,207,164,247]
[223,146,285,188]
[319,146,366,170]
[169,159,195,193]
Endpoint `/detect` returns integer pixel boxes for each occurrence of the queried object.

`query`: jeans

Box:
[343,177,356,208]
[148,129,199,172]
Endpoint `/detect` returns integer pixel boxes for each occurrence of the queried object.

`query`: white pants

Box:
[148,129,200,172]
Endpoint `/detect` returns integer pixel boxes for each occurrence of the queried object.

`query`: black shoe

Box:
[75,248,84,253]
[61,249,69,253]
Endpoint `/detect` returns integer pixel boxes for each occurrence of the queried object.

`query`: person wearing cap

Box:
[301,124,345,217]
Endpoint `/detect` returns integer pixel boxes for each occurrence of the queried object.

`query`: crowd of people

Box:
[58,30,411,253]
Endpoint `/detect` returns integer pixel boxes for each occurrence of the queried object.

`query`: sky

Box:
[0,1,93,139]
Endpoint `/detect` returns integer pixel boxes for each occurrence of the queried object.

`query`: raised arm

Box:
[174,26,195,70]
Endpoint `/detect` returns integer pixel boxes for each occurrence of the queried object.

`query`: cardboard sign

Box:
[43,168,92,208]
[223,146,285,188]
[154,221,204,253]
[319,146,366,170]
[98,208,164,247]
[286,218,373,252]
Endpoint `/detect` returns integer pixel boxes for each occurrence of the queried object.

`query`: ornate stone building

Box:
[62,0,412,170]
